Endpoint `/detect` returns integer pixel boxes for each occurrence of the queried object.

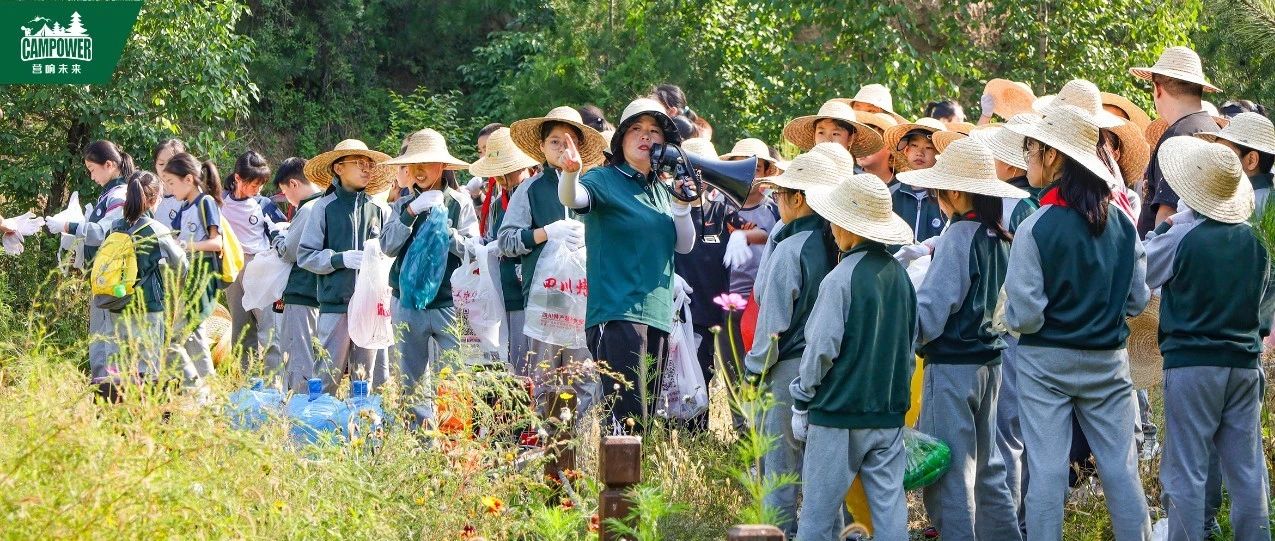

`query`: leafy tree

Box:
[1195,0,1275,109]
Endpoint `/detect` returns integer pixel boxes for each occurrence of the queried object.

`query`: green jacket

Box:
[916,213,1009,364]
[108,215,187,314]
[278,191,324,307]
[791,241,916,429]
[1003,176,1041,234]
[382,187,479,309]
[296,176,390,314]
[891,181,945,244]
[743,213,835,374]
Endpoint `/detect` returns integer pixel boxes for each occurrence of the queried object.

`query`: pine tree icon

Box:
[66,12,86,36]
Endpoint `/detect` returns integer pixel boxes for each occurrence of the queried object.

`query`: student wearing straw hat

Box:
[835,83,908,125]
[896,137,1026,541]
[979,114,1043,233]
[558,97,697,433]
[469,127,540,371]
[740,149,843,537]
[782,99,885,157]
[501,106,607,412]
[1196,111,1275,213]
[379,128,479,427]
[297,139,394,394]
[854,112,901,185]
[1129,46,1224,236]
[1143,137,1271,541]
[788,172,916,541]
[883,117,948,244]
[1002,105,1152,541]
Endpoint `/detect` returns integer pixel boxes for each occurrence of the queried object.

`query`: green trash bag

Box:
[903,427,951,491]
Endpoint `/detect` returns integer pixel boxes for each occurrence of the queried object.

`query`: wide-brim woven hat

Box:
[304,139,393,192]
[977,113,1039,170]
[1194,111,1275,156]
[834,83,908,124]
[510,106,608,168]
[896,137,1029,199]
[1107,120,1151,188]
[885,117,948,173]
[933,131,968,154]
[1101,92,1153,130]
[1158,136,1255,224]
[984,79,1037,120]
[1127,295,1164,389]
[807,142,857,176]
[854,111,900,134]
[1145,118,1169,148]
[1006,104,1120,188]
[1129,46,1222,93]
[807,174,915,245]
[1033,79,1124,128]
[382,128,470,170]
[719,137,779,166]
[680,137,719,158]
[757,149,847,192]
[469,127,541,178]
[783,100,884,156]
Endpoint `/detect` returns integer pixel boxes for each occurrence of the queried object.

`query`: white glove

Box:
[83,203,94,218]
[673,273,693,309]
[894,243,931,265]
[409,190,445,215]
[464,176,486,197]
[44,216,66,235]
[6,213,45,236]
[791,407,809,442]
[980,93,996,117]
[3,233,24,255]
[722,230,752,270]
[340,249,365,270]
[544,219,584,249]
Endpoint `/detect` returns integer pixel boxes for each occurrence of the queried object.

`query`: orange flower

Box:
[588,514,600,533]
[481,495,505,514]
[560,498,574,510]
[461,524,477,539]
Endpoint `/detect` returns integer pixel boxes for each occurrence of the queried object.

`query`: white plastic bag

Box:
[658,304,708,419]
[907,254,931,291]
[523,239,587,349]
[348,238,395,349]
[451,241,501,363]
[241,250,293,311]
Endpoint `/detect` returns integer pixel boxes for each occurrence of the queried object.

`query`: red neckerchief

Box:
[1039,185,1067,207]
[478,177,497,237]
[1039,184,1136,221]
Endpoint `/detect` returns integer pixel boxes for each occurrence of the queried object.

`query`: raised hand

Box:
[561,135,582,173]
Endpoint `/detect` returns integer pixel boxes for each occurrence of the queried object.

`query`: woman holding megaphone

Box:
[559,98,697,434]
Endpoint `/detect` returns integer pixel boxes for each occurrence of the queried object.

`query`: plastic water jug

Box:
[285,378,344,445]
[226,378,284,431]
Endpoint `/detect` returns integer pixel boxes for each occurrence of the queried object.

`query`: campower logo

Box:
[1,1,141,84]
[20,12,93,63]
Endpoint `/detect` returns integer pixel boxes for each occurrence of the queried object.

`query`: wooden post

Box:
[598,435,642,541]
[727,525,786,541]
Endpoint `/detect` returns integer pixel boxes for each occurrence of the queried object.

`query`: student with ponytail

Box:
[45,140,136,381]
[1002,105,1151,540]
[160,152,224,389]
[220,150,286,379]
[153,138,188,227]
[108,171,189,382]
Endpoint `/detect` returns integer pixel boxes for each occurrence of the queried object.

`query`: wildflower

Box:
[415,496,426,506]
[713,292,748,312]
[273,500,285,512]
[559,391,574,400]
[560,498,575,510]
[481,495,505,514]
[461,524,477,539]
[588,514,600,533]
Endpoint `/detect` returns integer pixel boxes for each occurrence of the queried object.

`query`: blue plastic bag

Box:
[226,378,284,431]
[399,204,450,310]
[285,378,345,445]
[337,380,386,453]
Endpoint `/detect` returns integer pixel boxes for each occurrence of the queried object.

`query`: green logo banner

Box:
[0,1,141,84]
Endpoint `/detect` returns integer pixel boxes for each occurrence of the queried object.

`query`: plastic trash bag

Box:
[226,378,284,431]
[658,304,708,419]
[285,378,345,445]
[523,239,587,349]
[903,427,951,491]
[348,238,395,349]
[240,250,292,311]
[399,205,450,310]
[450,240,502,363]
[907,255,931,291]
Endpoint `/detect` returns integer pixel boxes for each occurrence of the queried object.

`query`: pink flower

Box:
[713,292,748,312]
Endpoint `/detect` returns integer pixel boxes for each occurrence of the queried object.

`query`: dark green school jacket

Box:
[108,215,186,314]
[916,213,1009,365]
[742,213,835,374]
[790,241,917,429]
[1003,176,1041,234]
[1145,214,1271,369]
[296,176,390,314]
[279,192,324,307]
[382,187,477,310]
[1003,186,1150,349]
[891,181,945,243]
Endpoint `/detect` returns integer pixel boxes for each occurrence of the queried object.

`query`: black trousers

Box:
[586,321,668,434]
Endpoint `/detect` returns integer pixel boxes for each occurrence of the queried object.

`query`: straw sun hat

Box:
[1006,104,1119,187]
[468,127,540,178]
[983,79,1037,120]
[1194,111,1275,156]
[1127,294,1164,389]
[1158,136,1254,224]
[783,100,885,157]
[933,131,968,154]
[1100,92,1152,130]
[382,128,470,170]
[1033,79,1124,128]
[679,137,719,158]
[304,139,393,193]
[834,84,908,125]
[976,113,1039,170]
[758,150,848,193]
[807,173,915,245]
[1129,46,1222,93]
[895,137,1029,199]
[1107,119,1151,187]
[510,106,608,168]
[1145,118,1169,148]
[720,138,780,167]
[884,117,947,172]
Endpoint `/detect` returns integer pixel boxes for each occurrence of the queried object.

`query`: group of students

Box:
[7,44,1270,540]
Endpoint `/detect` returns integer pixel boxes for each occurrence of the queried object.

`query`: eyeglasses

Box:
[337,158,375,170]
